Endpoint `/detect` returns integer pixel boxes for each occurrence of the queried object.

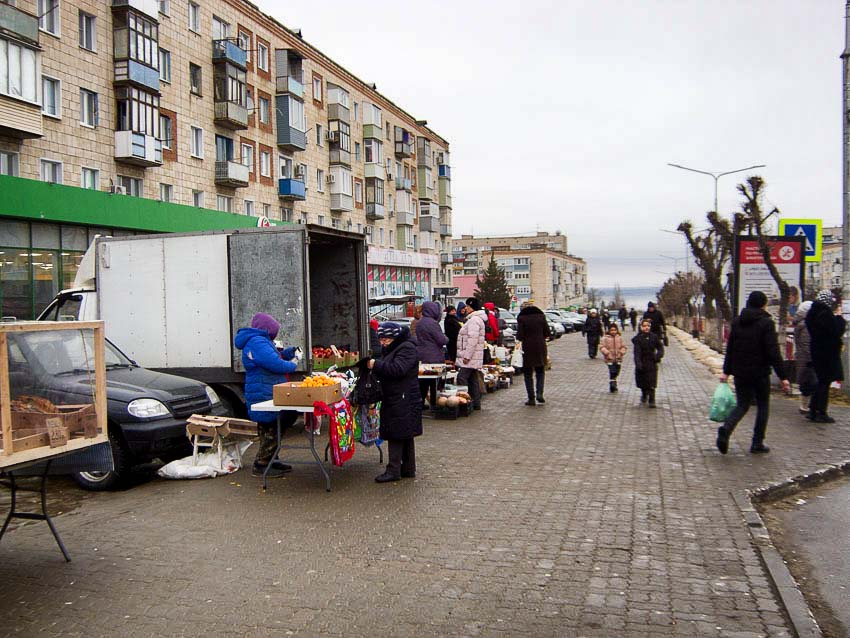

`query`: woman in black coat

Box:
[368,322,422,482]
[444,306,462,362]
[516,303,549,405]
[805,290,846,423]
[632,318,664,407]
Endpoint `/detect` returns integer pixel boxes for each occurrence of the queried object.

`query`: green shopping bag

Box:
[709,382,737,422]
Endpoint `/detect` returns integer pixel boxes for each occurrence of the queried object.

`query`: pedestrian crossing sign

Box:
[778,218,822,262]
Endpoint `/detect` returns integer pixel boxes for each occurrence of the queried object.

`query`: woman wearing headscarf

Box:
[367,322,422,482]
[805,290,846,423]
[792,301,814,415]
[234,312,302,478]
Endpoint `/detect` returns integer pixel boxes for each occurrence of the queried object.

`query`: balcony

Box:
[215,160,250,188]
[420,215,439,233]
[0,2,38,46]
[278,178,306,201]
[329,148,351,167]
[366,203,386,221]
[212,39,247,70]
[395,177,413,192]
[214,101,248,130]
[438,178,452,208]
[440,224,452,237]
[0,95,43,139]
[438,164,451,179]
[417,138,432,167]
[111,0,159,20]
[113,59,160,94]
[330,193,353,213]
[394,127,413,158]
[418,183,433,202]
[441,253,452,265]
[364,163,385,180]
[275,75,303,98]
[396,211,415,226]
[114,131,162,166]
[362,123,381,139]
[328,102,350,123]
[275,95,307,152]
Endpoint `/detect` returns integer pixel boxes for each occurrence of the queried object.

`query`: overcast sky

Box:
[258,0,843,288]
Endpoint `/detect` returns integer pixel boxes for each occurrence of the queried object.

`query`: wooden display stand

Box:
[186,414,257,466]
[0,321,108,470]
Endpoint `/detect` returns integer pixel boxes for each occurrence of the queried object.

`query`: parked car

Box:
[545,310,575,334]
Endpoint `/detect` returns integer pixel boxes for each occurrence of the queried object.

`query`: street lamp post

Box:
[667,163,767,215]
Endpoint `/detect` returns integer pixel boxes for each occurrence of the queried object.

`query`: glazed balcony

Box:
[328,102,350,124]
[438,164,451,179]
[275,48,304,98]
[275,95,307,152]
[215,160,249,188]
[214,100,248,130]
[438,177,452,208]
[417,137,432,167]
[114,131,162,167]
[364,163,384,180]
[212,39,247,70]
[440,224,452,237]
[394,127,413,158]
[366,203,386,221]
[275,75,303,98]
[441,253,452,265]
[419,215,439,233]
[329,147,351,167]
[330,193,353,213]
[395,177,412,192]
[396,211,415,226]
[113,59,160,94]
[0,95,42,139]
[0,2,38,46]
[278,178,306,201]
[362,123,382,139]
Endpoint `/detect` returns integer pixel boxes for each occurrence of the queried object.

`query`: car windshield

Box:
[9,330,132,376]
[500,310,516,319]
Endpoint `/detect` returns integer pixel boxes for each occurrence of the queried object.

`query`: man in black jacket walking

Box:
[716,290,791,455]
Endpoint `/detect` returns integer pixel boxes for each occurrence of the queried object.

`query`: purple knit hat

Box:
[251,312,280,339]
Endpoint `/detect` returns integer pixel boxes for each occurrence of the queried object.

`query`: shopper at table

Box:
[234,312,302,478]
[456,297,487,410]
[444,306,462,362]
[367,322,422,482]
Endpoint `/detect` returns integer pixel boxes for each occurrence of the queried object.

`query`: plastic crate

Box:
[433,405,459,420]
[457,402,473,417]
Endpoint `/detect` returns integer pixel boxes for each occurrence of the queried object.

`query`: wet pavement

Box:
[1,330,849,637]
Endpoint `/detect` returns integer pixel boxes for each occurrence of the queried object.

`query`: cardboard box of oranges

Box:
[272,376,342,406]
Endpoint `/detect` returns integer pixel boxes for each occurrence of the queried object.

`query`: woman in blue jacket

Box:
[234,312,302,478]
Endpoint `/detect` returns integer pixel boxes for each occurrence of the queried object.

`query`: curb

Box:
[733,460,850,638]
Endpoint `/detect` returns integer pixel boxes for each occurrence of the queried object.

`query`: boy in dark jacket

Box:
[805,289,846,423]
[234,313,302,478]
[717,291,791,454]
[583,309,604,358]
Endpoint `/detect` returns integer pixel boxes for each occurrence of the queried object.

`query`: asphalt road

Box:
[766,476,850,638]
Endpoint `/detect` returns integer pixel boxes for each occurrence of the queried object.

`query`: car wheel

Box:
[72,430,131,491]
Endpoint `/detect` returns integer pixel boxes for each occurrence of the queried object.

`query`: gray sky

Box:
[258,0,843,288]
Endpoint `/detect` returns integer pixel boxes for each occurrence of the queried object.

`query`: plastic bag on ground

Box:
[157,440,253,479]
[709,383,737,422]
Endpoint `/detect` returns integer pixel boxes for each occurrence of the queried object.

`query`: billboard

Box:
[733,236,805,319]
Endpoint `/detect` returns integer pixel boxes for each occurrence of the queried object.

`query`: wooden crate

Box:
[186,414,258,439]
[0,321,108,470]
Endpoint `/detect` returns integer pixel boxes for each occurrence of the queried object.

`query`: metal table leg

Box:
[306,414,331,492]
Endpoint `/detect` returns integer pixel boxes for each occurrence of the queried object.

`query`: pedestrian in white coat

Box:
[455,297,486,410]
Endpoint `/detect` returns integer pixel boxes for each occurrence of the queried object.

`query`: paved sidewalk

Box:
[1,333,848,637]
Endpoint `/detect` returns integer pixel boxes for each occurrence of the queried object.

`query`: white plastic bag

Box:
[157,440,252,480]
[510,345,523,368]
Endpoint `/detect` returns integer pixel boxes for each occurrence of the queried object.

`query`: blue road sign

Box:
[779,219,822,262]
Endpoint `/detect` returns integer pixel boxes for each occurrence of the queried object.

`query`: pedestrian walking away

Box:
[367,322,422,482]
[516,301,549,405]
[792,301,814,415]
[618,305,628,331]
[234,312,302,478]
[455,297,487,410]
[632,319,664,407]
[583,308,604,359]
[600,323,627,393]
[805,289,846,424]
[628,307,638,332]
[716,290,791,455]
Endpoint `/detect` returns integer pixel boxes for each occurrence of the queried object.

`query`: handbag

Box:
[510,345,523,368]
[313,398,355,467]
[709,383,737,422]
[351,367,382,405]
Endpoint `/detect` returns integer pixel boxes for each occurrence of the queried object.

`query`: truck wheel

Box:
[72,431,131,491]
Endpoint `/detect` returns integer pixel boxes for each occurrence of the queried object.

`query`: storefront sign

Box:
[367,247,439,269]
[733,236,805,318]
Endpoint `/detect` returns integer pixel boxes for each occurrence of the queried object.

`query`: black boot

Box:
[716,426,730,454]
[648,389,656,408]
[640,391,648,404]
[525,397,536,406]
[612,380,618,393]
[609,381,616,393]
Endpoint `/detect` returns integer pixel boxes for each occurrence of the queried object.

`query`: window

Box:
[364,139,382,164]
[0,40,39,103]
[312,74,322,104]
[116,86,159,135]
[315,124,323,147]
[317,169,325,193]
[354,180,363,205]
[316,214,325,226]
[280,207,293,223]
[365,226,374,244]
[385,122,391,141]
[238,31,252,65]
[115,11,159,70]
[160,114,172,149]
[256,41,268,72]
[279,155,293,179]
[287,97,306,131]
[389,230,393,246]
[366,178,384,207]
[332,218,341,230]
[330,167,353,196]
[190,63,202,95]
[262,203,270,219]
[353,102,358,121]
[215,134,234,162]
[190,126,203,158]
[118,175,142,197]
[79,11,96,51]
[39,0,60,36]
[357,223,362,234]
[378,227,384,245]
[188,2,200,33]
[259,150,270,177]
[80,89,97,127]
[80,167,98,190]
[0,152,19,176]
[159,49,171,82]
[244,200,254,217]
[354,142,361,162]
[364,103,382,126]
[192,190,204,207]
[216,195,233,213]
[258,95,270,124]
[160,183,173,202]
[212,16,230,41]
[241,143,253,172]
[42,77,60,117]
[159,1,170,15]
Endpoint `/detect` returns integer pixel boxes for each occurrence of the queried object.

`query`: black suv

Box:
[7,327,228,490]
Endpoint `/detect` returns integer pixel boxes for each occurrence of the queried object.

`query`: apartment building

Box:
[0,0,453,318]
[804,225,843,297]
[451,231,587,309]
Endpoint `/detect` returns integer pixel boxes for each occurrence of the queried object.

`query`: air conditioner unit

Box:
[294,164,306,177]
[386,169,393,179]
[326,174,336,184]
[109,185,127,195]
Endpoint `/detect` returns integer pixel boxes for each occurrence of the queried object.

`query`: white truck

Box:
[39,225,369,416]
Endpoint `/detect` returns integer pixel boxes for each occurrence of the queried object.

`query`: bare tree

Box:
[612,283,624,308]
